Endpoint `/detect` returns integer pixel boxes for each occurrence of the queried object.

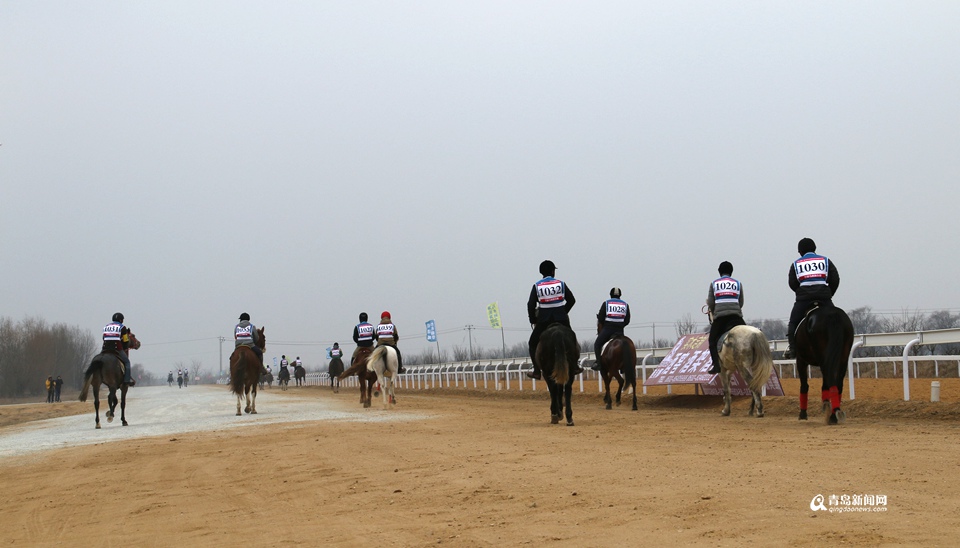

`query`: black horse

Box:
[536,324,578,426]
[78,352,130,429]
[795,304,854,425]
[328,356,344,393]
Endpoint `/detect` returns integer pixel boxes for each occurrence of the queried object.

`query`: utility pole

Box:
[465,325,475,361]
[218,336,226,376]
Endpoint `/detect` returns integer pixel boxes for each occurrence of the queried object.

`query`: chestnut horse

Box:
[229,327,266,416]
[795,304,854,425]
[597,323,638,411]
[339,347,376,407]
[536,324,578,426]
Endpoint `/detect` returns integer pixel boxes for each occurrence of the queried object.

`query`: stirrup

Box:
[526,370,541,380]
[782,347,796,360]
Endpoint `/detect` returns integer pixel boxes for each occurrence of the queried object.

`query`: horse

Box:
[363,346,399,409]
[794,304,854,425]
[229,327,266,416]
[167,373,173,387]
[182,372,189,387]
[259,371,273,390]
[597,323,638,411]
[328,357,344,393]
[716,325,774,418]
[278,366,290,390]
[78,352,129,429]
[177,374,183,389]
[536,324,578,426]
[294,364,306,386]
[339,347,377,407]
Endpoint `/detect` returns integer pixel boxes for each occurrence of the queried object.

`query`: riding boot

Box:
[571,362,584,376]
[783,335,797,360]
[591,358,602,371]
[707,362,721,374]
[526,362,541,380]
[125,377,136,387]
[397,350,405,375]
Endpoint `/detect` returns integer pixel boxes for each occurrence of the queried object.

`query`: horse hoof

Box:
[95,424,101,429]
[107,416,113,423]
[245,407,251,414]
[799,411,808,421]
[632,405,638,411]
[251,410,257,414]
[566,421,574,427]
[756,412,764,418]
[721,409,730,416]
[605,403,612,410]
[551,415,560,424]
[363,401,370,408]
[827,414,839,425]
[236,412,242,416]
[835,409,846,424]
[122,420,128,426]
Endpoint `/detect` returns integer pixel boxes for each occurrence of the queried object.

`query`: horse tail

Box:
[823,308,853,389]
[230,351,246,396]
[550,331,571,386]
[78,355,103,402]
[747,330,773,393]
[368,346,385,371]
[621,337,637,383]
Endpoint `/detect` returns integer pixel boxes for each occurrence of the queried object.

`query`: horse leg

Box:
[720,371,732,416]
[236,393,242,416]
[548,381,561,424]
[93,384,101,429]
[106,389,117,423]
[244,385,252,414]
[753,388,764,418]
[602,371,612,410]
[251,384,258,414]
[798,359,809,421]
[613,369,625,407]
[120,386,128,426]
[564,380,574,426]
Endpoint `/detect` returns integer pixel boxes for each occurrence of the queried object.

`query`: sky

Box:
[2,1,959,376]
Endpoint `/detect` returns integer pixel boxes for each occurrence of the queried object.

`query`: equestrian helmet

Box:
[718,261,733,276]
[381,311,391,320]
[798,237,817,255]
[333,342,339,347]
[359,312,368,322]
[610,287,622,298]
[239,312,250,321]
[539,260,556,276]
[112,312,124,322]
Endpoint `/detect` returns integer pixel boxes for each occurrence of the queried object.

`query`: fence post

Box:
[902,338,920,401]
[848,340,863,400]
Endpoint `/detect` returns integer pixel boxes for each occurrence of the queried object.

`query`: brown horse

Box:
[597,324,638,411]
[78,352,129,429]
[229,327,266,416]
[339,347,376,407]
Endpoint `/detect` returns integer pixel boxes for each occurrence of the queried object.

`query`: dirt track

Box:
[1,379,958,547]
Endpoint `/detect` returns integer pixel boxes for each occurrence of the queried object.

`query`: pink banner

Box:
[644,333,784,396]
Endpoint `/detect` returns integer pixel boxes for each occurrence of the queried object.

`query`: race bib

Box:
[605,300,627,321]
[713,278,741,302]
[536,279,565,307]
[377,323,395,338]
[357,324,374,341]
[235,325,253,340]
[795,257,828,284]
[103,323,122,341]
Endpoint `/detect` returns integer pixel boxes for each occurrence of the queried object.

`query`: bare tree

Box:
[675,313,701,339]
[190,359,203,380]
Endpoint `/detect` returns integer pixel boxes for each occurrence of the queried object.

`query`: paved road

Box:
[0,385,428,459]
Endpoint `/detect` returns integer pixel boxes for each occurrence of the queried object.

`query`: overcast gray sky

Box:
[2,2,958,375]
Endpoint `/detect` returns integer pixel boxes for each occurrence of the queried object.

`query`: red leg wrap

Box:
[821,389,830,403]
[830,386,841,411]
[799,393,808,410]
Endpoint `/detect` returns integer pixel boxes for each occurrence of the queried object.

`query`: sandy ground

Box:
[1,378,959,547]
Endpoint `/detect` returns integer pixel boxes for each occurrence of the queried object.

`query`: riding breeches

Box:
[709,314,746,368]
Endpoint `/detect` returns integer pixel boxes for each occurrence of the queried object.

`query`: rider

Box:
[783,238,840,359]
[374,311,404,374]
[592,287,631,371]
[526,260,582,380]
[706,261,746,374]
[330,342,344,363]
[102,312,135,386]
[279,355,290,380]
[234,312,263,363]
[352,313,375,366]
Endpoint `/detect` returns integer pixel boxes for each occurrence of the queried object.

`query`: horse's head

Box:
[258,327,266,351]
[128,332,142,350]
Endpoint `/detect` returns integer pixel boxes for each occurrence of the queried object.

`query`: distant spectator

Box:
[55,376,63,402]
[46,376,54,403]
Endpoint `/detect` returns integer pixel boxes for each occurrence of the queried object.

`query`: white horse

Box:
[365,346,399,409]
[717,325,773,418]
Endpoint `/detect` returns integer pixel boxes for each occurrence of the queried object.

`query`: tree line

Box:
[0,317,98,399]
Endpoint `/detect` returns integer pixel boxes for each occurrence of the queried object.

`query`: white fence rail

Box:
[245,328,960,402]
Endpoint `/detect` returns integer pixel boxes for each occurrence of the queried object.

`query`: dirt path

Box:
[1,380,958,546]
